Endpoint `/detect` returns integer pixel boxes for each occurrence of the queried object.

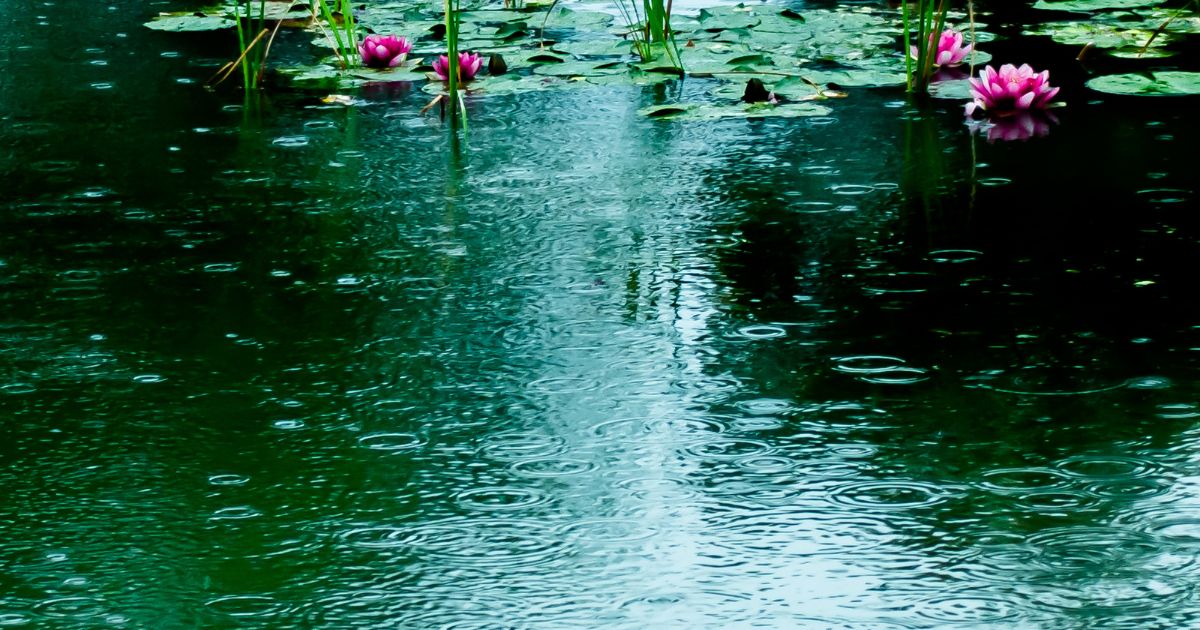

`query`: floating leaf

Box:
[1032,0,1165,11]
[927,78,973,100]
[551,39,635,57]
[639,101,832,120]
[1106,46,1176,58]
[532,61,624,77]
[1025,21,1175,49]
[428,73,574,95]
[726,53,772,66]
[644,105,691,118]
[1085,71,1200,95]
[798,68,906,88]
[144,14,236,32]
[540,7,614,29]
[493,21,530,41]
[584,70,675,86]
[457,10,530,24]
[697,6,763,31]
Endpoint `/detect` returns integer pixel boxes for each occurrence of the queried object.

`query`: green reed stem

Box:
[904,0,950,92]
[316,0,349,65]
[902,0,912,92]
[444,0,467,129]
[341,0,358,57]
[235,1,251,90]
[255,0,267,86]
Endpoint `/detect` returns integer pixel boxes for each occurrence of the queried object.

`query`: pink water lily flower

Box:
[911,29,973,68]
[433,52,483,83]
[965,64,1060,117]
[358,34,412,68]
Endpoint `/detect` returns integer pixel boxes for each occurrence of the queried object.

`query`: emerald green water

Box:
[3,1,1200,627]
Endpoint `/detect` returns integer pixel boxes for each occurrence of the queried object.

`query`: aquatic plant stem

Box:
[444,0,468,128]
[1139,0,1198,57]
[902,0,912,92]
[257,14,288,84]
[923,0,948,83]
[315,0,349,66]
[314,21,348,67]
[209,27,269,88]
[235,0,251,89]
[341,0,358,58]
[967,0,976,74]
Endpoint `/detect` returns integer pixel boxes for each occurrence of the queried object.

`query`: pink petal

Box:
[1035,86,1060,108]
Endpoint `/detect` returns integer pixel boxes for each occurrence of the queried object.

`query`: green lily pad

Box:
[540,7,614,29]
[585,70,675,86]
[639,101,832,120]
[279,61,428,89]
[1086,71,1200,95]
[1025,21,1175,49]
[754,12,816,34]
[1106,46,1177,58]
[144,14,236,32]
[425,73,575,95]
[1032,0,1165,11]
[708,76,833,101]
[797,68,906,88]
[532,60,624,76]
[697,6,762,31]
[927,78,973,100]
[550,39,635,57]
[457,10,531,24]
[1127,8,1200,34]
[492,21,531,40]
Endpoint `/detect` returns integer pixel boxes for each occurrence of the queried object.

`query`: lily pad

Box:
[532,60,624,77]
[927,78,973,100]
[1085,71,1200,95]
[1025,21,1175,49]
[798,68,907,88]
[585,70,676,86]
[1032,0,1165,11]
[639,101,832,120]
[144,14,236,32]
[551,39,635,57]
[697,6,763,31]
[424,73,574,95]
[457,10,531,24]
[1106,46,1177,58]
[540,7,615,29]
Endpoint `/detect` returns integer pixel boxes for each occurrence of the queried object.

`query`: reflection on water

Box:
[2,0,1200,628]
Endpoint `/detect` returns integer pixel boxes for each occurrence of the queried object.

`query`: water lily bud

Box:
[743,78,771,104]
[488,54,508,76]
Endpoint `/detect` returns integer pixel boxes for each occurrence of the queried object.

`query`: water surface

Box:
[2,1,1200,627]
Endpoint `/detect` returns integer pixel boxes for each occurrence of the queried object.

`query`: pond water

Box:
[2,0,1200,627]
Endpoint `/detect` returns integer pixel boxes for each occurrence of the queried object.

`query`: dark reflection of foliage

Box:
[695,73,1200,549]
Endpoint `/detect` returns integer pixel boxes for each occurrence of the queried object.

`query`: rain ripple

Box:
[453,487,552,512]
[826,480,957,510]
